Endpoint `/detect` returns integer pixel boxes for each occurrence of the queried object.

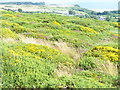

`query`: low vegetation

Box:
[0,10,119,88]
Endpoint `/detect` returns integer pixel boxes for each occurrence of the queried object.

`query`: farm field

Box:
[0,10,119,88]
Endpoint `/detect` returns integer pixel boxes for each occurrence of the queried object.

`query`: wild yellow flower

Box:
[3,14,16,18]
[52,21,61,26]
[79,26,98,34]
[90,46,119,62]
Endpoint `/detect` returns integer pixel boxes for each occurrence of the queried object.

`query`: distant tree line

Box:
[0,2,45,5]
[97,10,118,15]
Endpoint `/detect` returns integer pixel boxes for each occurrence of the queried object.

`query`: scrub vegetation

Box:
[0,10,119,88]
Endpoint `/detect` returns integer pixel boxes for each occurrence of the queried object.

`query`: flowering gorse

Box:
[79,26,98,34]
[88,46,119,62]
[52,21,61,26]
[3,14,16,18]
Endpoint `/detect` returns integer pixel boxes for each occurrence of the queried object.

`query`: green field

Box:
[0,10,119,88]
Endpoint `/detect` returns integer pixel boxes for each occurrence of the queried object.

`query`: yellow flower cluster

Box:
[1,20,11,26]
[9,50,19,56]
[102,54,118,61]
[52,21,61,26]
[24,44,60,55]
[2,20,19,27]
[9,49,41,59]
[79,26,98,34]
[2,14,16,18]
[1,20,28,33]
[90,46,119,62]
[111,22,120,28]
[0,28,17,38]
[5,43,74,67]
[23,44,74,66]
[93,46,118,52]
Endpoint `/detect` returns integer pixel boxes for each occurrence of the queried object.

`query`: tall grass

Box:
[19,34,81,61]
[95,60,118,76]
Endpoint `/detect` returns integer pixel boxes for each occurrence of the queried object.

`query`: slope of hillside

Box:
[0,2,118,22]
[0,10,119,88]
[0,3,94,15]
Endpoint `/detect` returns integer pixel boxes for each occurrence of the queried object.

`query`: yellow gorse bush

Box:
[111,22,120,28]
[2,14,16,18]
[93,46,118,52]
[79,26,98,34]
[23,44,74,66]
[2,20,19,27]
[0,28,17,38]
[7,44,74,66]
[52,21,61,26]
[1,20,12,26]
[9,49,41,59]
[1,20,29,33]
[89,46,119,62]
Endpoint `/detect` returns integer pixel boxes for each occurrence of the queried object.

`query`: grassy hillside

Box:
[0,4,92,15]
[0,10,119,88]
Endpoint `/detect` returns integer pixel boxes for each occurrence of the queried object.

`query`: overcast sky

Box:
[0,0,119,11]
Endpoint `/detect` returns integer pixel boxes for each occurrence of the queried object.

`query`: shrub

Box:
[0,28,18,38]
[89,25,110,32]
[22,44,75,66]
[2,43,75,88]
[1,10,118,88]
[79,57,97,70]
[58,75,113,88]
[1,20,30,33]
[79,26,98,34]
[87,46,119,62]
[2,14,16,18]
[52,21,61,26]
[75,70,117,85]
[111,22,120,28]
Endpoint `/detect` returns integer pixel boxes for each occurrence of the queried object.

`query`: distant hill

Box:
[0,2,118,22]
[70,5,97,15]
[0,2,45,5]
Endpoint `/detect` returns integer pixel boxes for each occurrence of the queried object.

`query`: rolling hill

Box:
[0,9,119,88]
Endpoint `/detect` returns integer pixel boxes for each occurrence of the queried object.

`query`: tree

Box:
[18,8,22,12]
[97,12,102,15]
[69,10,75,15]
[91,11,97,15]
[85,14,90,18]
[106,16,111,21]
[102,11,110,15]
[74,4,80,7]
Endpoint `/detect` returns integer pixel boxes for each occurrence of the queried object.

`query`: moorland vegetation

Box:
[0,10,119,88]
